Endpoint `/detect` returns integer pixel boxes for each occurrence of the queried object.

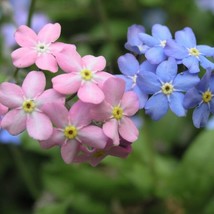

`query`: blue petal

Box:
[139,60,157,73]
[138,33,158,46]
[209,98,214,114]
[152,24,172,40]
[0,129,21,144]
[164,39,188,59]
[175,27,196,48]
[193,103,210,128]
[169,92,186,117]
[116,75,134,91]
[182,57,200,73]
[199,55,214,70]
[196,70,211,91]
[156,57,177,82]
[145,47,166,64]
[197,45,214,57]
[209,73,214,92]
[145,93,168,120]
[117,53,139,76]
[137,71,160,94]
[183,88,201,109]
[133,86,148,109]
[173,71,200,91]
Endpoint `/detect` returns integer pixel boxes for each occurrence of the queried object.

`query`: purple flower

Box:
[139,24,172,64]
[117,53,157,108]
[183,70,214,128]
[137,58,200,120]
[164,27,214,73]
[124,24,149,54]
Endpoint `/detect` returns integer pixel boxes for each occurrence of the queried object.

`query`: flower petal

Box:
[79,126,107,149]
[52,73,81,95]
[183,88,202,109]
[182,56,200,73]
[152,24,172,40]
[78,82,104,104]
[38,23,61,43]
[117,53,139,76]
[35,53,58,73]
[0,82,23,108]
[145,47,166,64]
[15,25,37,47]
[11,47,37,68]
[26,111,53,140]
[1,109,26,135]
[22,71,46,98]
[61,141,80,163]
[119,117,139,142]
[82,55,106,71]
[169,92,186,117]
[145,94,168,120]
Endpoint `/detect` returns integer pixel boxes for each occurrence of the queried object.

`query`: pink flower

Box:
[11,23,70,73]
[52,46,112,104]
[91,77,139,145]
[40,101,108,164]
[0,71,65,140]
[0,103,8,128]
[73,139,132,166]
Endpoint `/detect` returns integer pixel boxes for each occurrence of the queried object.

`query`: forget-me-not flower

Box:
[138,24,172,64]
[117,53,157,108]
[183,70,214,128]
[164,27,214,73]
[137,58,200,120]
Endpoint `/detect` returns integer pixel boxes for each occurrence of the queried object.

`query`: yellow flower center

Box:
[80,69,93,81]
[188,47,200,57]
[93,150,105,158]
[202,90,212,103]
[64,125,78,139]
[22,100,36,113]
[161,83,174,95]
[112,106,123,120]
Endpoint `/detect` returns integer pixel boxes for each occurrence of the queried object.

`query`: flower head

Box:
[0,71,65,140]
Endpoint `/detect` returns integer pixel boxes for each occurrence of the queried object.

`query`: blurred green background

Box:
[1,0,214,213]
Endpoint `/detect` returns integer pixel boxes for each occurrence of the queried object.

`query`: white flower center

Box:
[188,47,200,57]
[35,42,50,55]
[160,40,167,47]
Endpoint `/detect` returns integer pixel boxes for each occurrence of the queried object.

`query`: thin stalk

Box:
[27,0,37,27]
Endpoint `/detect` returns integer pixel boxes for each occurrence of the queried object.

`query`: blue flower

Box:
[117,53,157,108]
[0,129,21,145]
[137,58,200,120]
[183,70,214,128]
[138,24,172,64]
[124,24,149,54]
[164,27,214,73]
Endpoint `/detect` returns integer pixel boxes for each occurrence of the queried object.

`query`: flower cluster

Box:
[1,22,214,166]
[0,23,139,166]
[118,23,214,128]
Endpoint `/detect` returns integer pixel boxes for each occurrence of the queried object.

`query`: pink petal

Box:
[55,45,82,73]
[36,89,65,107]
[78,82,104,104]
[15,25,37,47]
[103,119,120,146]
[102,77,125,106]
[119,117,139,142]
[52,73,81,95]
[82,55,106,71]
[109,144,132,158]
[78,125,107,149]
[26,111,53,140]
[0,82,24,108]
[35,53,58,73]
[38,23,61,43]
[121,91,139,116]
[11,47,37,68]
[22,71,46,98]
[51,43,76,56]
[94,71,113,88]
[40,128,65,148]
[61,141,80,164]
[68,101,92,127]
[42,102,68,128]
[0,103,8,115]
[1,109,26,135]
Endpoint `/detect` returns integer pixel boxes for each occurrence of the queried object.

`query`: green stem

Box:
[9,145,39,199]
[27,0,37,27]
